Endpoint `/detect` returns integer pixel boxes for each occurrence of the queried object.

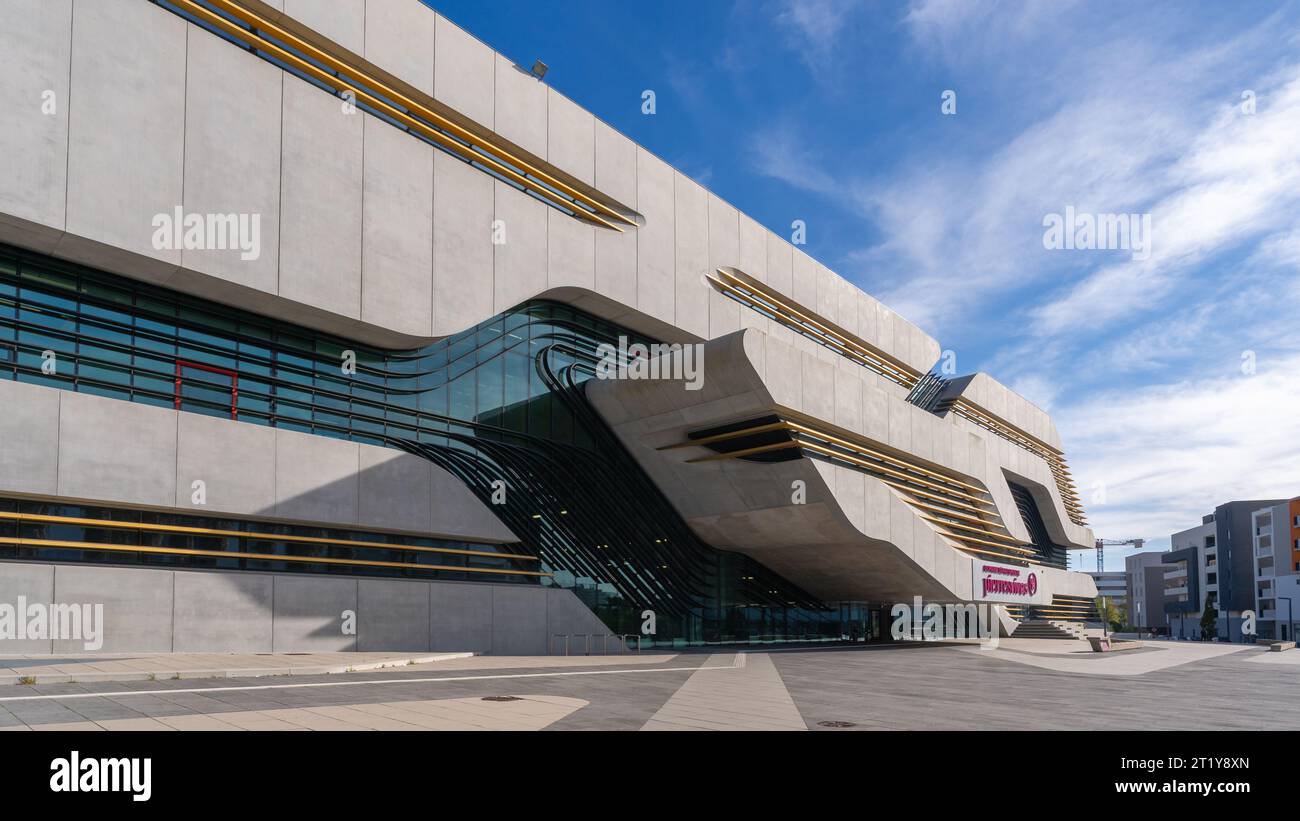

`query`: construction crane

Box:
[1094,538,1144,572]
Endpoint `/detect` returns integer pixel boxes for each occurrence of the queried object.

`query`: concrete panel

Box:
[434,14,495,128]
[764,332,802,409]
[272,575,357,651]
[792,250,817,309]
[766,232,794,298]
[673,173,709,338]
[430,581,493,651]
[274,428,359,524]
[432,150,493,335]
[0,380,60,496]
[857,291,880,350]
[708,195,740,338]
[738,216,767,283]
[284,0,365,54]
[493,180,547,312]
[593,120,636,207]
[0,0,71,236]
[545,588,617,646]
[636,149,675,325]
[52,564,173,653]
[494,54,547,158]
[181,24,282,294]
[816,264,838,325]
[280,75,363,319]
[0,563,56,653]
[172,571,273,652]
[548,206,595,291]
[430,465,518,543]
[362,115,434,337]
[862,379,889,442]
[358,578,431,651]
[801,352,835,422]
[595,220,637,310]
[548,90,595,185]
[491,585,547,654]
[834,359,863,432]
[358,446,434,534]
[175,412,276,515]
[57,391,177,508]
[363,0,436,96]
[65,0,186,269]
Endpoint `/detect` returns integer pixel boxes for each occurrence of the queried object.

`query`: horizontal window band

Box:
[0,511,536,561]
[0,536,551,577]
[166,0,634,232]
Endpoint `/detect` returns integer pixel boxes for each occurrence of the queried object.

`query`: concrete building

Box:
[1125,551,1174,632]
[0,0,1097,654]
[1251,498,1300,641]
[1165,501,1287,641]
[1088,570,1127,621]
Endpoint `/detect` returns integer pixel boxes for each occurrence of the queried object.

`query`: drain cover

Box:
[481,696,523,702]
[817,720,858,728]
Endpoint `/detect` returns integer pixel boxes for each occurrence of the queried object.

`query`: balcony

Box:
[1165,585,1189,597]
[1164,567,1188,580]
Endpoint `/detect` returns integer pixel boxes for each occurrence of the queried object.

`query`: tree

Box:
[1200,598,1219,641]
[1095,597,1125,634]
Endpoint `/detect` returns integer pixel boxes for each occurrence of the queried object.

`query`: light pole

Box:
[1281,596,1295,642]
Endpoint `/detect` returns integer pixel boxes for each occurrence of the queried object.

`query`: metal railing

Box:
[549,633,645,656]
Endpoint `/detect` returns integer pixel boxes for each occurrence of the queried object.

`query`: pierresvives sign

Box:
[972,559,1051,605]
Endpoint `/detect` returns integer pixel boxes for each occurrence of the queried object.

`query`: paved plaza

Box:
[0,639,1295,731]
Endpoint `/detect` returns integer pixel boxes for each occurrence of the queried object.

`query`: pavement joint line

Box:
[0,657,744,703]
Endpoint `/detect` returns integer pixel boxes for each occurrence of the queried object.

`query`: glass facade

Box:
[0,243,879,646]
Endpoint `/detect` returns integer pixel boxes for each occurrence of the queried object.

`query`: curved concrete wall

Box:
[0,379,515,543]
[587,327,1097,604]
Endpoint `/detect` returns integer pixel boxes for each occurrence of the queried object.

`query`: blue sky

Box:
[426,0,1300,567]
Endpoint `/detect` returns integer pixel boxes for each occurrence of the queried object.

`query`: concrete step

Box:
[1014,620,1088,640]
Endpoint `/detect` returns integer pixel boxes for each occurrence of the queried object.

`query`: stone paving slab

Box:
[641,653,807,731]
[8,694,588,731]
[0,651,476,685]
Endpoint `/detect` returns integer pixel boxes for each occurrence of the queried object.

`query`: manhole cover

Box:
[817,720,857,728]
[481,696,523,702]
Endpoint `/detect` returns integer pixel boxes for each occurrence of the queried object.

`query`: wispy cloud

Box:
[769,0,865,75]
[1059,352,1300,546]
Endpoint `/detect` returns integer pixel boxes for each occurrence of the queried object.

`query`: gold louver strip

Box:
[172,0,634,232]
[0,511,538,561]
[0,536,550,577]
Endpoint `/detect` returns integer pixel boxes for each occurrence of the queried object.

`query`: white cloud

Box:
[747,122,840,195]
[1059,352,1300,543]
[770,0,864,74]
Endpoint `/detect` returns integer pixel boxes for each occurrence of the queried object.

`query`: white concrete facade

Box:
[0,0,1097,645]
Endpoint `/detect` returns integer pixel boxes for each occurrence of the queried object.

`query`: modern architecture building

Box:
[1088,570,1127,620]
[0,0,1097,653]
[1165,500,1287,641]
[1251,497,1300,641]
[1125,550,1173,632]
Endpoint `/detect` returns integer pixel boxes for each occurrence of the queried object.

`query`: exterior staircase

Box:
[1012,619,1087,640]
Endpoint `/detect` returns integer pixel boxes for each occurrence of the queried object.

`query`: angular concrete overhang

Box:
[586,327,1097,604]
